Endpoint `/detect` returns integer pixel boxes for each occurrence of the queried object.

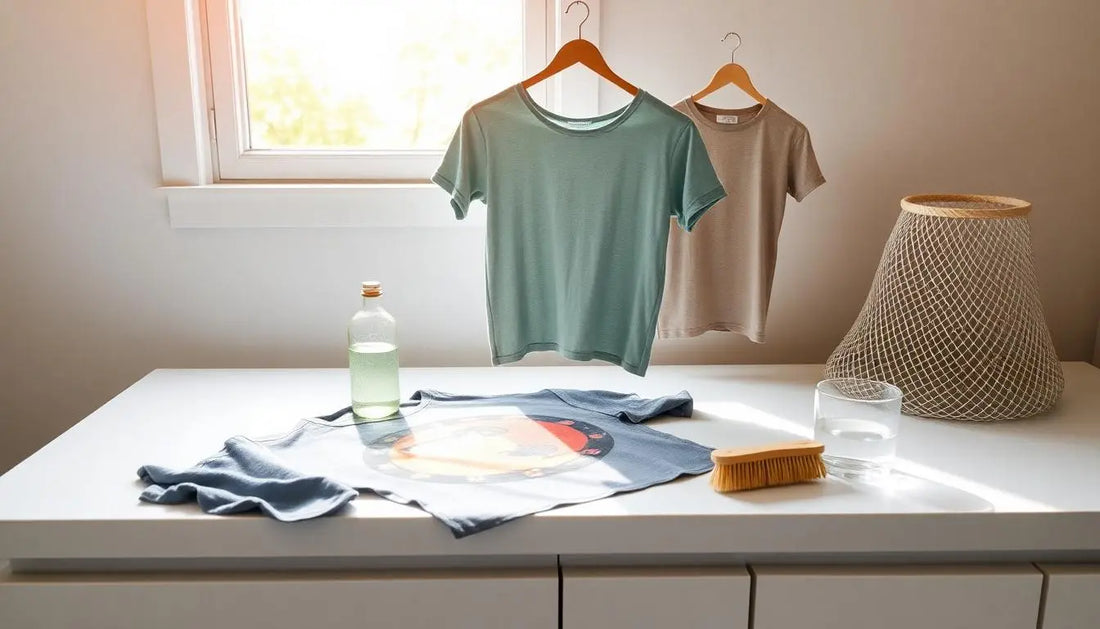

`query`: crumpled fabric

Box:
[138,436,357,521]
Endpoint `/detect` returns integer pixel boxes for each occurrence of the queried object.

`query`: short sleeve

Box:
[669,124,727,232]
[788,128,825,202]
[432,110,488,219]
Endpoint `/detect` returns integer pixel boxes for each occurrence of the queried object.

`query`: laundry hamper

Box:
[825,194,1063,421]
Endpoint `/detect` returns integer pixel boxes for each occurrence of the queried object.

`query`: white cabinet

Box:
[561,566,750,629]
[752,564,1042,629]
[1038,564,1100,629]
[0,567,557,629]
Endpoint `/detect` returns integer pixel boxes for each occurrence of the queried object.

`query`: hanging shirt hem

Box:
[493,343,647,377]
[658,322,766,344]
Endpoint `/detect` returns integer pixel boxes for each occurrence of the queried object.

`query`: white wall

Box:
[1,0,1098,472]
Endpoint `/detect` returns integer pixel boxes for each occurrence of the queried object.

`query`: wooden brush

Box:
[710,440,827,492]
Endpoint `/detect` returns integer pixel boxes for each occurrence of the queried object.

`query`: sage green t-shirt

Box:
[433,85,725,376]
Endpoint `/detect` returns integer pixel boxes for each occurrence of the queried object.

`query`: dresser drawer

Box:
[0,567,558,629]
[562,566,750,629]
[1038,564,1100,629]
[752,564,1042,629]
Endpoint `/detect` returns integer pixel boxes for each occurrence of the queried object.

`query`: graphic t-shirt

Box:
[659,99,825,343]
[433,86,726,376]
[161,390,712,538]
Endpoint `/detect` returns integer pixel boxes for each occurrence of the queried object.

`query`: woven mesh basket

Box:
[824,194,1064,421]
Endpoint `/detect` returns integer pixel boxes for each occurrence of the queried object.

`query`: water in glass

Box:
[814,378,903,480]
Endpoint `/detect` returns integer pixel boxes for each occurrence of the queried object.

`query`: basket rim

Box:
[900,194,1031,218]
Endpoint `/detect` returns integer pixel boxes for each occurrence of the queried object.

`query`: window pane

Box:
[238,0,523,151]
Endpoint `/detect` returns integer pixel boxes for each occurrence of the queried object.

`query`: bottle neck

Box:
[361,294,384,310]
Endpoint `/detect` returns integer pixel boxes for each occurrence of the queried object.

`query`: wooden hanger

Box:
[692,32,766,104]
[521,1,638,96]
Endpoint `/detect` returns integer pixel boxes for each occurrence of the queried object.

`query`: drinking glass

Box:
[813,378,903,480]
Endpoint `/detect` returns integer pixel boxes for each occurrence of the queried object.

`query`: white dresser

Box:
[1,364,1098,628]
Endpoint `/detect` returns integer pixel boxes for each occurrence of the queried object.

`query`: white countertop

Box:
[0,363,1097,563]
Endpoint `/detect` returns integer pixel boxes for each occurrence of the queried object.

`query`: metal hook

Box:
[723,32,742,63]
[566,1,591,40]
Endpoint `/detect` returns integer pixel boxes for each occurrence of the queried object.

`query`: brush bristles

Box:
[710,453,827,492]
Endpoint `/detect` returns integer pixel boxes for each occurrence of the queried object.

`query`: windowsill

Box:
[161,183,484,228]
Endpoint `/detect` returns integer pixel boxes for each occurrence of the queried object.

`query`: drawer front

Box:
[0,568,557,629]
[752,564,1042,629]
[562,566,750,629]
[1038,564,1100,629]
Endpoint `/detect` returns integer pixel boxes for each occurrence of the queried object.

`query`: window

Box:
[204,0,548,181]
[148,0,598,227]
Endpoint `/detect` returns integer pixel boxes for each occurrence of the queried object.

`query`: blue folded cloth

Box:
[137,436,357,521]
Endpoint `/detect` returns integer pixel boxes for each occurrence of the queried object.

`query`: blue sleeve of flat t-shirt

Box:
[137,436,357,521]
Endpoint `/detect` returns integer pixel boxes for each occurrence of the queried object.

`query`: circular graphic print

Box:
[364,415,613,483]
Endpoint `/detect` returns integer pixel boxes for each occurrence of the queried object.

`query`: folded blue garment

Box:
[137,436,358,521]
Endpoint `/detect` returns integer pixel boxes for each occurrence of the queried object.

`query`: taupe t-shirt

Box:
[658,99,824,342]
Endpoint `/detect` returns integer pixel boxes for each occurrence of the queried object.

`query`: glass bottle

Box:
[348,281,400,420]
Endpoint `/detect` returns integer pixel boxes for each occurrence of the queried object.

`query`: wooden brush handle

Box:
[711,440,824,464]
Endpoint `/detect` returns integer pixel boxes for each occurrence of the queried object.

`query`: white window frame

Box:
[205,0,549,181]
[146,0,602,227]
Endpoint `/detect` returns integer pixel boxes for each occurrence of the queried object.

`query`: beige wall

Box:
[1,0,1098,472]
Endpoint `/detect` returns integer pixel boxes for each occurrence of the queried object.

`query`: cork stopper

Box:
[361,281,382,297]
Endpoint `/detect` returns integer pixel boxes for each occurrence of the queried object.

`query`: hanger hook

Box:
[723,32,742,63]
[566,1,591,40]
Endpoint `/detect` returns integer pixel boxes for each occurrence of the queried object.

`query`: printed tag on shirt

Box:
[716,114,739,124]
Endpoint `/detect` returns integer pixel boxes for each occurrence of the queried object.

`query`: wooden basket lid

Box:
[900,194,1031,219]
